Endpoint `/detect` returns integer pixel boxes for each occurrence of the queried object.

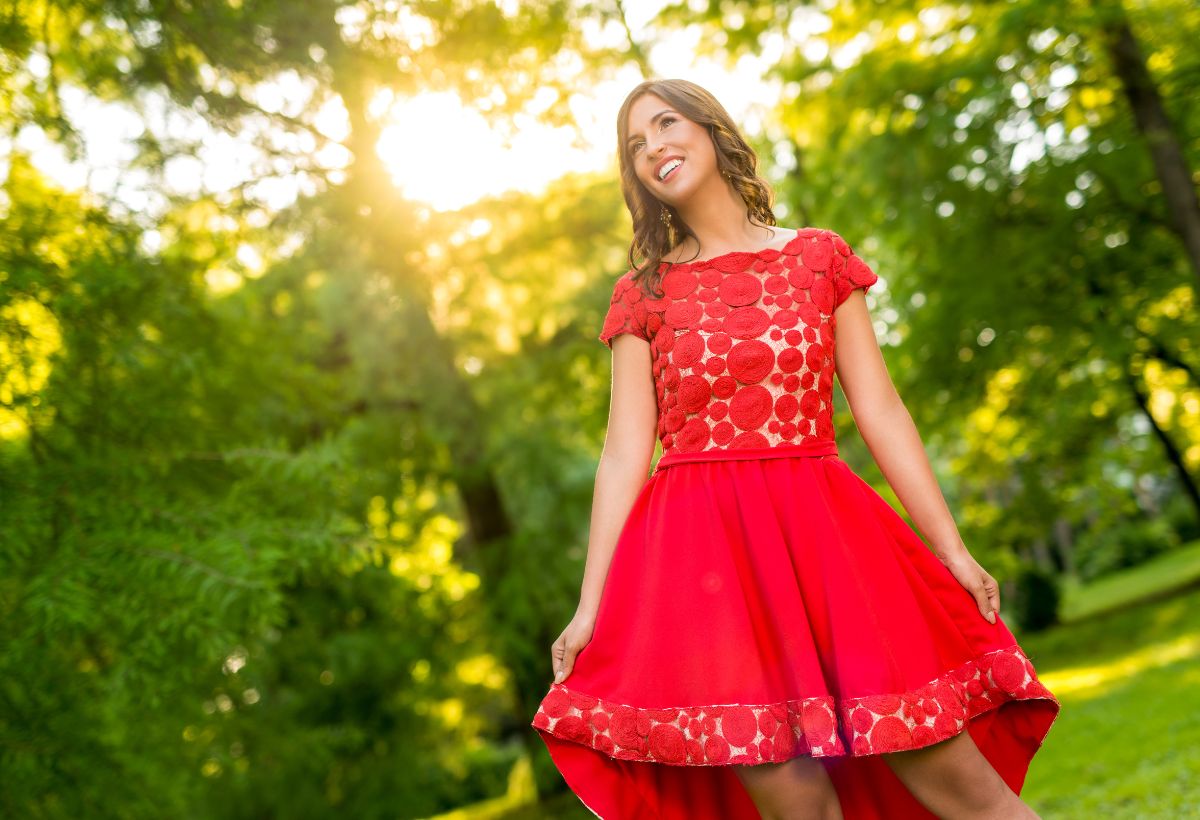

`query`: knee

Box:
[764,800,841,820]
[758,794,842,820]
[735,759,843,820]
[883,738,1016,817]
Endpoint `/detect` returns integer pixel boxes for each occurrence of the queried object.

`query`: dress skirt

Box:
[531,441,1061,819]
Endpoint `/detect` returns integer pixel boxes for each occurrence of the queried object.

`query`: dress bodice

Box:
[599,227,879,462]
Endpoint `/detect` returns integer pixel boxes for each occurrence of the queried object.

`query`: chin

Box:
[646,169,707,207]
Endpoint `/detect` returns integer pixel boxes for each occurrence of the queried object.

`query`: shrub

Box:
[1012,562,1061,632]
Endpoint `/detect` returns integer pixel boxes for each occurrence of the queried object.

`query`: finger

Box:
[973,587,995,624]
[556,648,578,683]
[981,575,999,613]
[551,643,564,679]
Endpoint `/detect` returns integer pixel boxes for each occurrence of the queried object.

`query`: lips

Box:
[655,155,684,182]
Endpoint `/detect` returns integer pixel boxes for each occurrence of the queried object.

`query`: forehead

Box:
[626,94,676,132]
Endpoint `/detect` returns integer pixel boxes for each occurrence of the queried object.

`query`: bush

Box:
[1162,493,1200,546]
[1012,562,1061,633]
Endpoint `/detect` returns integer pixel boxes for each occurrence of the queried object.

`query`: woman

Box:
[530,78,1060,820]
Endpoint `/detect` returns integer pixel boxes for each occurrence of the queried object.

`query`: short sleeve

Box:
[598,272,651,348]
[830,231,880,310]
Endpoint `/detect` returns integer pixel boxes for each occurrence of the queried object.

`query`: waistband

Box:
[653,439,839,474]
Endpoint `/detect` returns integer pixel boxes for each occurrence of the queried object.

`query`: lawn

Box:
[1020,585,1200,818]
[1056,540,1200,623]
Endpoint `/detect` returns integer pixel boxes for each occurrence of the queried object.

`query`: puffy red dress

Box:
[530,227,1060,819]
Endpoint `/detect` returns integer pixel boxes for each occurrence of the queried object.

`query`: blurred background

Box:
[1,0,1198,817]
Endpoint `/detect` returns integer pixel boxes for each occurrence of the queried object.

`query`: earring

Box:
[660,205,673,228]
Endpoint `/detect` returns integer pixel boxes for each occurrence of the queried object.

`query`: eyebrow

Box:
[626,110,676,147]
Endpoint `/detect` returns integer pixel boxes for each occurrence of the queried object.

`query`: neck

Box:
[673,177,773,256]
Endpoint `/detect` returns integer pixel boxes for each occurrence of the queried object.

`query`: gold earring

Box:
[660,206,673,227]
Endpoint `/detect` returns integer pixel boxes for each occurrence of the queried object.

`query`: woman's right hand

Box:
[550,609,596,685]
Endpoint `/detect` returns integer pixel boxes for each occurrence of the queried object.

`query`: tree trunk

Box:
[1053,516,1077,578]
[1030,536,1056,574]
[336,74,547,758]
[1123,368,1200,519]
[1094,0,1200,285]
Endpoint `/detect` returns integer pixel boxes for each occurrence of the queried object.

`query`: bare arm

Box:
[578,332,659,615]
[833,290,999,623]
[833,291,967,560]
[552,332,658,684]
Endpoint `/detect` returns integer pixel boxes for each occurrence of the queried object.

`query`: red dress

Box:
[531,228,1060,819]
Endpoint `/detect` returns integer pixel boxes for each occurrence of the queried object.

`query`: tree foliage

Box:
[1,0,1197,817]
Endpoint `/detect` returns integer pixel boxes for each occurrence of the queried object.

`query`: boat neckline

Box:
[656,227,822,271]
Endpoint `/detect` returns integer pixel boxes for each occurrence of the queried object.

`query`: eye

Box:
[629,116,678,156]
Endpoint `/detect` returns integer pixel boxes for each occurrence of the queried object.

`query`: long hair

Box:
[616,78,777,297]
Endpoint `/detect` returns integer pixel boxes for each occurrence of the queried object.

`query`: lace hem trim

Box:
[531,643,1059,766]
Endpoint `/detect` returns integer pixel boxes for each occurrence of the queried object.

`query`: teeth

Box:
[659,159,682,180]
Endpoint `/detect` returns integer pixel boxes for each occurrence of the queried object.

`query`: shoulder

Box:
[609,268,640,299]
[606,269,655,312]
[794,226,849,253]
[821,228,851,253]
[813,227,867,262]
[819,229,879,289]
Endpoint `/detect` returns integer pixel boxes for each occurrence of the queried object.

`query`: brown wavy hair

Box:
[616,79,778,297]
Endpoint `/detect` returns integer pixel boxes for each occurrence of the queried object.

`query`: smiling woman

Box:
[530,78,1061,820]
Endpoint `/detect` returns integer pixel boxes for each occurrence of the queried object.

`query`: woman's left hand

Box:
[939,551,999,624]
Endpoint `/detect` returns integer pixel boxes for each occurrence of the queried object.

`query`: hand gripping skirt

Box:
[530,441,1061,819]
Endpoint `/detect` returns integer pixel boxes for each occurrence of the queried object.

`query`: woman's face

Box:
[625,93,719,208]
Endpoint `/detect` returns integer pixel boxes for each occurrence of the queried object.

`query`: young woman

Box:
[530,78,1060,820]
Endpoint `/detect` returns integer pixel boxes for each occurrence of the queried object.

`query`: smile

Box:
[658,158,683,181]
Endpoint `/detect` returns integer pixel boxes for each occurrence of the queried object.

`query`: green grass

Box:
[1058,540,1200,623]
[1022,583,1200,818]
[501,548,1200,819]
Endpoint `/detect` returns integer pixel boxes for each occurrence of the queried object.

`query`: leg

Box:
[881,730,1041,819]
[732,756,843,820]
